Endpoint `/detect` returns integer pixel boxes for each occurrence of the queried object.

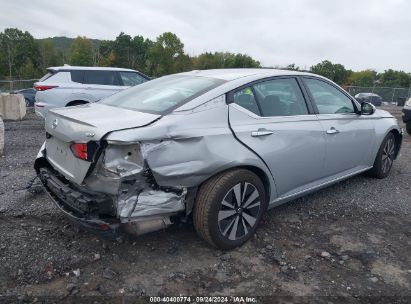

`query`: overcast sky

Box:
[1,0,410,72]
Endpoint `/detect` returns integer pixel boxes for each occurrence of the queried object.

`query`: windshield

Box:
[100,75,225,114]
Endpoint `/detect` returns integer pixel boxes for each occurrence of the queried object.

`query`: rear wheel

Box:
[406,122,411,135]
[25,98,31,107]
[193,169,267,250]
[368,132,396,179]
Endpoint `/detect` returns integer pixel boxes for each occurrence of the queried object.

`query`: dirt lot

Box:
[0,107,410,301]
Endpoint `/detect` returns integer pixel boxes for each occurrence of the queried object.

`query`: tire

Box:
[193,169,267,250]
[368,132,396,179]
[25,98,30,107]
[406,122,411,135]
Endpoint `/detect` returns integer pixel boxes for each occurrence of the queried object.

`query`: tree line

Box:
[0,28,260,80]
[0,28,410,89]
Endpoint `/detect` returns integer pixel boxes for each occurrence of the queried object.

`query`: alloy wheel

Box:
[218,182,261,240]
[382,137,395,174]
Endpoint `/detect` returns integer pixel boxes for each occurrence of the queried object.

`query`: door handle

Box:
[326,127,340,134]
[251,128,274,137]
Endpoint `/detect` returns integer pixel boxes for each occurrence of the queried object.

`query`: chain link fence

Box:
[0,79,38,93]
[346,85,411,105]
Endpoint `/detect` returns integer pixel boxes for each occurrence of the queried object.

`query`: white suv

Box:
[34,66,149,118]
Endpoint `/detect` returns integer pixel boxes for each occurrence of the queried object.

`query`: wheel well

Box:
[66,100,88,107]
[389,129,402,159]
[198,166,271,203]
[240,166,271,201]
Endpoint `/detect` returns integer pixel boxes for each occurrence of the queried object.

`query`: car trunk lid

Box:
[45,103,161,184]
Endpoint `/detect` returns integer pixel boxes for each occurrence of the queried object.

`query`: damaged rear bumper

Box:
[39,166,121,237]
[35,142,189,236]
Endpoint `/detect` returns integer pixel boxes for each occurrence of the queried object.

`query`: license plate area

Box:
[46,137,92,184]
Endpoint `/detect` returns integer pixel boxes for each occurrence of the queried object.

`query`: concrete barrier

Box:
[0,116,4,155]
[0,93,26,120]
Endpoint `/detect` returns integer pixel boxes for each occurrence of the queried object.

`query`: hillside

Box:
[36,36,101,51]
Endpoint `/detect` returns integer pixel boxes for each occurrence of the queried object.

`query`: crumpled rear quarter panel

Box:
[105,97,276,198]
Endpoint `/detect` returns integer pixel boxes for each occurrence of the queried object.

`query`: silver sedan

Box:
[34,69,403,249]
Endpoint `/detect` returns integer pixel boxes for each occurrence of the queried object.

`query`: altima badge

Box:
[85,132,95,138]
[51,119,58,129]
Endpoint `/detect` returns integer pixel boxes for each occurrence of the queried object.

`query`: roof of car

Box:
[47,66,137,72]
[179,68,317,81]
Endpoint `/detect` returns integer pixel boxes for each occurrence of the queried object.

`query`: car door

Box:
[83,70,123,101]
[228,77,326,198]
[302,77,375,177]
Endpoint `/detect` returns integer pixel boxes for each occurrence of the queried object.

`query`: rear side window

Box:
[304,78,355,114]
[232,78,308,117]
[119,72,147,86]
[254,78,308,116]
[83,71,120,86]
[70,70,84,83]
[233,87,260,115]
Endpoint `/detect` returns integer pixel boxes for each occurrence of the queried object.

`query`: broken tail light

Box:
[34,85,58,91]
[70,143,88,160]
[70,142,99,162]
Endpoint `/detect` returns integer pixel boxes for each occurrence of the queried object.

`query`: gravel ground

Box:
[0,107,410,301]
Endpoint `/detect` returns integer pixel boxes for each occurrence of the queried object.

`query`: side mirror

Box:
[361,102,376,115]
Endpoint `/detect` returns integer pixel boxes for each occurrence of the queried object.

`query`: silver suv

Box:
[34,66,149,118]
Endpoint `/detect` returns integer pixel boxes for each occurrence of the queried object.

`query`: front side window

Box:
[253,78,308,117]
[100,75,225,114]
[304,78,355,114]
[83,71,119,86]
[119,72,147,86]
[233,87,260,115]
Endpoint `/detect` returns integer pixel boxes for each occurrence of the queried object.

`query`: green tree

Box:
[147,32,185,76]
[96,40,115,66]
[112,32,133,68]
[69,36,93,66]
[174,53,192,73]
[284,63,300,71]
[18,58,37,79]
[310,60,351,85]
[0,28,40,79]
[348,70,377,87]
[130,35,153,73]
[379,69,411,88]
[112,33,153,71]
[39,39,62,72]
[192,52,260,69]
[230,53,260,68]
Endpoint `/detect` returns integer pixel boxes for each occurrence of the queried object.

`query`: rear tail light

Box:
[70,143,88,160]
[70,142,99,162]
[34,85,58,91]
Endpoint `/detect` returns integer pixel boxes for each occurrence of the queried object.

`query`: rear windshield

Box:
[99,75,225,114]
[39,72,54,82]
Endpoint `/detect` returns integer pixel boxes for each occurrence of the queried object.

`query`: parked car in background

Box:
[402,97,411,135]
[35,69,402,249]
[14,88,36,107]
[34,66,150,118]
[354,93,383,106]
